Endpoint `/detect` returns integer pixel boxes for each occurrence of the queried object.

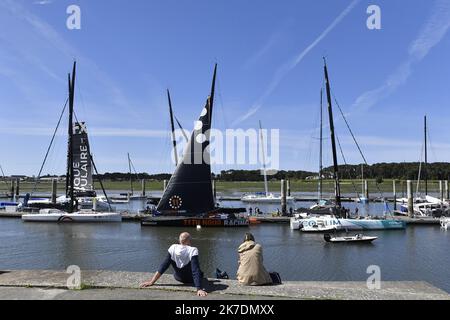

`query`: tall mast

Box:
[361,164,364,196]
[167,90,178,166]
[424,115,428,196]
[127,152,133,195]
[65,74,71,197]
[259,120,269,197]
[67,61,76,213]
[209,64,217,123]
[318,89,323,201]
[323,58,341,208]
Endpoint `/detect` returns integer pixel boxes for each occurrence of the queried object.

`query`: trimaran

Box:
[22,62,121,222]
[290,58,406,231]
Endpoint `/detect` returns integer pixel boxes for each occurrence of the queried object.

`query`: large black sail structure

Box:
[72,122,94,196]
[156,97,215,215]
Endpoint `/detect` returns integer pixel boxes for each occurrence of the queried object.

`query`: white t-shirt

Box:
[168,244,199,269]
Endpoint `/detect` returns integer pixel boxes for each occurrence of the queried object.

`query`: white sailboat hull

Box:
[241,194,295,203]
[22,210,122,223]
[441,217,450,230]
[290,215,406,231]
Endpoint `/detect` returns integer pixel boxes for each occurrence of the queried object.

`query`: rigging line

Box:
[335,134,360,199]
[174,115,189,142]
[416,139,424,198]
[0,165,9,192]
[332,93,368,164]
[216,72,229,129]
[427,127,439,163]
[91,154,113,212]
[332,92,384,199]
[129,156,140,180]
[32,97,69,196]
[76,79,88,123]
[73,110,80,124]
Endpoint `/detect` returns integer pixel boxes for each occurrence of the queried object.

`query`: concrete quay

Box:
[0,270,448,300]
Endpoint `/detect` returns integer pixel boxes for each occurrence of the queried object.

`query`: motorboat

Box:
[324,233,378,243]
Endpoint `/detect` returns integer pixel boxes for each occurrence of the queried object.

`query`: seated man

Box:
[140,232,208,297]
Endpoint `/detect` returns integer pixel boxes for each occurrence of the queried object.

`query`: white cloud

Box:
[0,126,169,138]
[34,0,53,5]
[0,0,142,119]
[353,0,450,111]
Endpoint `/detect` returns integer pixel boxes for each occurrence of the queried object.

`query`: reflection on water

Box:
[0,205,448,293]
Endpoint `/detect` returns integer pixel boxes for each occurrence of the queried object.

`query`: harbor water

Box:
[0,201,449,293]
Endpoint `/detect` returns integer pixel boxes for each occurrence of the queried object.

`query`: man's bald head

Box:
[179,232,192,245]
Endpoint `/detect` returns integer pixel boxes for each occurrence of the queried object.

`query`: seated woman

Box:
[236,233,273,286]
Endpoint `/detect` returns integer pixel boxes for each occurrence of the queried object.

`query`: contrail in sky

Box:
[233,0,360,126]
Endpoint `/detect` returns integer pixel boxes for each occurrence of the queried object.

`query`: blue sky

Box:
[1,0,450,175]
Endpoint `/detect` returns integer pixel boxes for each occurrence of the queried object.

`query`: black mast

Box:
[209,64,217,123]
[424,115,428,196]
[67,61,76,213]
[323,58,341,208]
[319,88,323,201]
[167,90,178,166]
[65,74,71,197]
[127,152,133,195]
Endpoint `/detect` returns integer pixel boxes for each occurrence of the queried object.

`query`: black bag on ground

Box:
[269,272,282,284]
[215,268,229,279]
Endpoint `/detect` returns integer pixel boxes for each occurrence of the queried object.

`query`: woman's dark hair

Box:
[244,233,255,242]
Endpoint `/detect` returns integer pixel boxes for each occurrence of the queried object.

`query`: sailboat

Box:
[291,58,405,231]
[396,116,448,217]
[357,164,369,204]
[108,153,147,206]
[241,121,294,204]
[22,62,121,222]
[141,64,248,227]
[297,89,336,215]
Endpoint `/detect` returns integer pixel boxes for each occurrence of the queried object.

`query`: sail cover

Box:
[157,98,215,216]
[71,122,94,193]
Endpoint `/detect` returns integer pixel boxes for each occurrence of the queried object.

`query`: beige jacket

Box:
[236,240,273,286]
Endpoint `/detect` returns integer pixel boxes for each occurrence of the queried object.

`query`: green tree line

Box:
[32,162,450,181]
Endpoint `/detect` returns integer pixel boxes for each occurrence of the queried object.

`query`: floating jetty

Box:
[0,270,447,300]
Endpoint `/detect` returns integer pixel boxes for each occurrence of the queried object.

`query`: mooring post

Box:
[15,178,20,197]
[287,180,291,197]
[445,180,449,201]
[163,180,168,191]
[364,180,369,200]
[439,180,444,202]
[93,196,97,211]
[392,179,396,197]
[281,179,287,215]
[212,180,216,202]
[51,179,57,204]
[10,180,15,199]
[141,179,146,197]
[407,180,414,217]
